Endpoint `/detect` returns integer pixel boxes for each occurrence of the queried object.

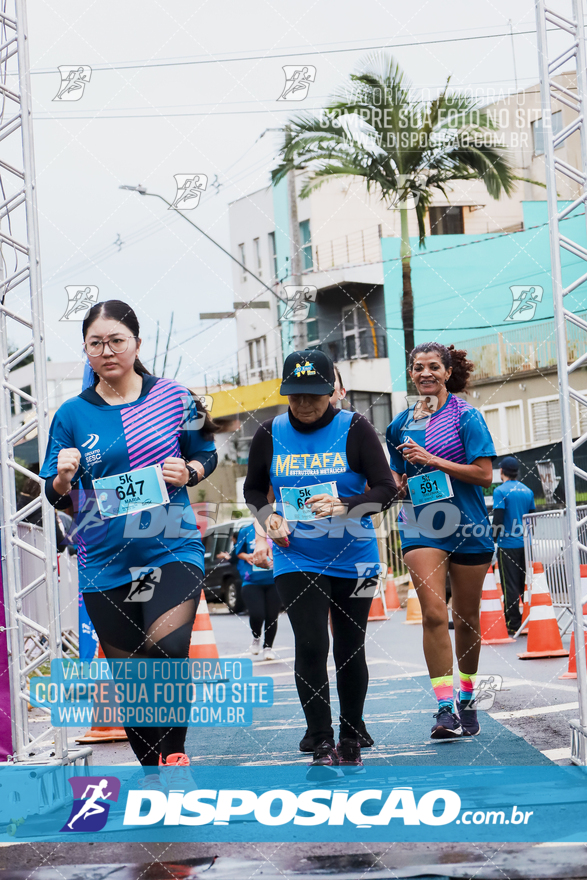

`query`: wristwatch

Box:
[185,463,199,487]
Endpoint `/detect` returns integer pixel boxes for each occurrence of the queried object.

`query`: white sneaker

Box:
[250,637,262,655]
[263,647,276,661]
[159,753,195,790]
[137,773,166,793]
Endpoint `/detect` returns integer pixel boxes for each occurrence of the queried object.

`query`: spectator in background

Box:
[493,456,536,635]
[330,366,347,409]
[233,521,280,660]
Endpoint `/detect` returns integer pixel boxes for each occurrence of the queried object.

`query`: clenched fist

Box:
[162,456,190,487]
[54,448,81,495]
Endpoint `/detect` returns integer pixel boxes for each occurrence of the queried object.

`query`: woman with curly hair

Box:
[386,343,496,741]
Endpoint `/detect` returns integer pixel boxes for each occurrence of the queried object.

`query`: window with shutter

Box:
[505,404,523,449]
[577,393,587,437]
[483,408,504,453]
[531,398,561,444]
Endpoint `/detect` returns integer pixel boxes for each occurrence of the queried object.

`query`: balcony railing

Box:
[314,225,384,271]
[460,317,587,380]
[310,333,388,361]
[239,363,277,385]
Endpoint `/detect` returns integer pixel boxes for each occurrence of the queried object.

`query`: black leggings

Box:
[241,581,281,647]
[275,571,372,748]
[83,561,202,767]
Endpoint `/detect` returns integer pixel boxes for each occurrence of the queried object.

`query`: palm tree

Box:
[273,53,520,387]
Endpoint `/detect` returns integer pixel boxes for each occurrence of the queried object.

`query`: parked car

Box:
[201,518,254,613]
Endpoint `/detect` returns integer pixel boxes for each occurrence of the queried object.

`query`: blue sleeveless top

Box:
[269,410,380,577]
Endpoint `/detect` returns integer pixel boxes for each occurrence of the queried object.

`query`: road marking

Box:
[268,668,429,679]
[490,701,579,719]
[541,747,572,761]
[501,677,578,694]
[252,656,296,665]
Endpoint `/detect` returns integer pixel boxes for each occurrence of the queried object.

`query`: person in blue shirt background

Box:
[493,456,535,635]
[232,521,280,660]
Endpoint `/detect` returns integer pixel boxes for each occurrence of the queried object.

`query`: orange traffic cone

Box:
[189,593,219,659]
[75,644,128,744]
[559,629,587,679]
[480,567,514,645]
[560,574,587,678]
[385,570,401,611]
[518,563,569,659]
[368,575,388,622]
[494,566,504,606]
[520,581,531,632]
[404,580,422,625]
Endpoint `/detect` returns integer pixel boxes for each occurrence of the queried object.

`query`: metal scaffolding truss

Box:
[0,0,90,764]
[535,0,587,765]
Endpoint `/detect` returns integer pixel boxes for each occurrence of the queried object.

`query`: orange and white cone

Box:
[189,593,219,659]
[518,563,569,659]
[559,628,587,679]
[480,567,514,645]
[404,580,422,625]
[368,575,388,622]
[75,644,128,744]
[385,570,401,611]
[494,566,504,606]
[519,580,531,633]
[559,575,587,678]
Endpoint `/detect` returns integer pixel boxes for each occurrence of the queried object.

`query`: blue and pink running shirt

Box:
[40,375,216,592]
[386,394,496,555]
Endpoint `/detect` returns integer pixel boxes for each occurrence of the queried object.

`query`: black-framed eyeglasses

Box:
[84,335,137,357]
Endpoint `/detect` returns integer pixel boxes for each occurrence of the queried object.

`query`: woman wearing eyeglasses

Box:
[40,300,218,785]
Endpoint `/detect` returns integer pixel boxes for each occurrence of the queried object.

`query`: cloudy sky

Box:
[24,0,563,384]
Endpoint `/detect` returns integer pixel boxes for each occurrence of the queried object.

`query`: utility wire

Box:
[28,26,571,74]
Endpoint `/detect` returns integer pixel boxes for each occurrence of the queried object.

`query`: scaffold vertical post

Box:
[535,0,587,765]
[0,0,90,765]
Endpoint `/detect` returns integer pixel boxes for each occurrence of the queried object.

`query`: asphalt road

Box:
[9,601,584,879]
[71,600,581,767]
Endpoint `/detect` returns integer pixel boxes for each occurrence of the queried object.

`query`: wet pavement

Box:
[6,603,585,878]
[1,842,587,878]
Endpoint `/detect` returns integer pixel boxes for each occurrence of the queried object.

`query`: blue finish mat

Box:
[185,675,551,767]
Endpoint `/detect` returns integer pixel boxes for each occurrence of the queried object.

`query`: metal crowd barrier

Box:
[523,507,587,634]
[17,523,79,663]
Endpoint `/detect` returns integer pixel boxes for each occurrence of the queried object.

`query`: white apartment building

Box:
[225,73,581,455]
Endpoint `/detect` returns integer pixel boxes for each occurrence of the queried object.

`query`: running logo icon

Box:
[504,285,544,322]
[81,434,99,450]
[277,65,316,101]
[60,286,99,322]
[125,566,162,603]
[281,285,317,322]
[61,776,120,832]
[351,563,386,598]
[469,674,503,710]
[170,174,208,210]
[53,66,92,101]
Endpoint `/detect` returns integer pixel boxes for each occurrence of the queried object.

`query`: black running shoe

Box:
[306,741,343,781]
[357,719,374,748]
[456,699,480,736]
[430,707,463,740]
[299,729,313,753]
[336,738,365,775]
[300,719,374,752]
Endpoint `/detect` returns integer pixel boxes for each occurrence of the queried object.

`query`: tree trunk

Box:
[399,206,415,395]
